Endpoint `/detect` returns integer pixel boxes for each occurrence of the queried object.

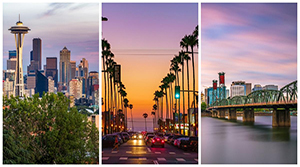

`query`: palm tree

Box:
[143,113,148,131]
[167,72,176,130]
[179,50,186,135]
[106,57,116,133]
[152,104,157,130]
[123,98,129,131]
[151,111,155,131]
[183,52,191,136]
[129,104,134,132]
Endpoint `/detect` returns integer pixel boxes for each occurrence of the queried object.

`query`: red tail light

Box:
[152,140,155,143]
[162,140,165,143]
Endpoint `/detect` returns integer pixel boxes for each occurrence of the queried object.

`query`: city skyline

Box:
[201,3,297,92]
[3,3,99,72]
[102,3,198,118]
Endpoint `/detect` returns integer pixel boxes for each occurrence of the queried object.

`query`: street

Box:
[102,139,198,164]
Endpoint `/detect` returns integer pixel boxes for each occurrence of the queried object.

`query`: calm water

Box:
[201,116,297,164]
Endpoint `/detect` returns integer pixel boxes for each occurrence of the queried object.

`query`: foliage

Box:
[3,93,99,164]
[201,102,207,112]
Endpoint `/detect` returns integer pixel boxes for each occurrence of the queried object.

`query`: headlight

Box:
[138,135,142,139]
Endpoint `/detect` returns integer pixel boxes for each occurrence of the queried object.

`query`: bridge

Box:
[207,81,297,127]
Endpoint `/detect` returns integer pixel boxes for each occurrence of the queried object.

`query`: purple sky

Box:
[3,3,99,72]
[201,3,297,91]
[102,3,198,118]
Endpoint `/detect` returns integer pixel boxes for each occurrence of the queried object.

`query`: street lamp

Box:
[143,113,148,131]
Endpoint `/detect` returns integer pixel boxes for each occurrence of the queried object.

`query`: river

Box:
[201,116,297,164]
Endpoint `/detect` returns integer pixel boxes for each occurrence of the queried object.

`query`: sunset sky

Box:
[102,3,198,122]
[3,3,99,72]
[201,3,297,92]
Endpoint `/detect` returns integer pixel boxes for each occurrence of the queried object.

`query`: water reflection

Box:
[201,116,297,164]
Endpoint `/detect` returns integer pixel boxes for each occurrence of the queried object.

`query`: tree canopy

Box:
[3,93,99,164]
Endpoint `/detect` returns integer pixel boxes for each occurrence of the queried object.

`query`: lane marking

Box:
[119,157,128,160]
[147,148,151,152]
[155,152,161,154]
[176,158,186,162]
[111,151,118,154]
[183,153,191,155]
[157,158,166,161]
[126,151,132,154]
[169,152,176,155]
[194,159,198,162]
[139,157,147,160]
[153,160,159,164]
[102,157,109,160]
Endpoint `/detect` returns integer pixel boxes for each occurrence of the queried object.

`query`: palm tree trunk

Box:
[187,58,191,136]
[102,57,107,135]
[110,76,114,133]
[191,47,196,136]
[182,55,185,136]
[165,88,169,132]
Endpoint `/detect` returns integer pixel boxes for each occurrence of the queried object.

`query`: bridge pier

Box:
[228,108,237,120]
[272,108,290,127]
[212,110,218,118]
[243,108,254,122]
[217,109,225,119]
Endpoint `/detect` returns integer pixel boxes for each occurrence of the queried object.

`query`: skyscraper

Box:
[32,38,42,70]
[59,46,71,86]
[46,57,58,87]
[9,17,30,97]
[9,50,16,59]
[70,61,76,80]
[35,70,48,97]
[76,58,89,96]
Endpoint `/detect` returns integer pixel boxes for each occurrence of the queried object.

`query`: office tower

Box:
[3,78,14,97]
[7,58,16,70]
[3,70,15,81]
[230,85,245,98]
[46,57,58,87]
[35,70,48,97]
[32,38,42,70]
[70,61,76,79]
[9,50,16,59]
[69,78,82,99]
[9,17,30,97]
[87,71,99,97]
[48,76,55,93]
[59,46,71,86]
[76,58,89,95]
[26,71,36,89]
[245,83,252,95]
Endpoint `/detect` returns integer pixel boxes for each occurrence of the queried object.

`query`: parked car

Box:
[102,134,121,147]
[151,136,165,148]
[179,137,198,150]
[174,137,188,147]
[170,135,185,145]
[145,134,155,144]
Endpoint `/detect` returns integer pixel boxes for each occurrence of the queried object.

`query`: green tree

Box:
[201,102,207,112]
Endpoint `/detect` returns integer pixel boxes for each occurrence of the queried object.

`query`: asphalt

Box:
[102,139,198,164]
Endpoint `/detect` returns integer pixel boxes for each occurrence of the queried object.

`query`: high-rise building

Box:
[48,76,55,93]
[3,70,15,81]
[246,83,252,95]
[45,57,58,87]
[59,46,71,86]
[27,71,36,90]
[3,78,14,97]
[32,38,42,70]
[252,84,262,92]
[7,58,16,70]
[230,85,245,98]
[263,85,278,91]
[27,60,39,75]
[9,50,16,59]
[9,18,30,97]
[206,86,228,106]
[76,58,89,96]
[35,70,48,97]
[69,78,82,99]
[87,71,99,97]
[70,61,76,80]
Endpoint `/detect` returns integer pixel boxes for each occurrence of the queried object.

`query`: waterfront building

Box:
[230,85,245,98]
[263,85,278,91]
[252,84,263,92]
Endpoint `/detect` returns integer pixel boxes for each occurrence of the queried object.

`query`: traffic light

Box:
[175,86,180,99]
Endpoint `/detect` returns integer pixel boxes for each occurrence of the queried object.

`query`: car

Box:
[174,137,188,147]
[136,133,143,140]
[144,132,155,139]
[164,133,171,141]
[170,135,185,145]
[112,132,126,143]
[151,136,165,148]
[102,134,121,147]
[179,137,198,150]
[121,132,130,141]
[131,133,138,139]
[145,134,155,144]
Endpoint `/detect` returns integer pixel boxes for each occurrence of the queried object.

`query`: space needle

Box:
[9,15,30,97]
